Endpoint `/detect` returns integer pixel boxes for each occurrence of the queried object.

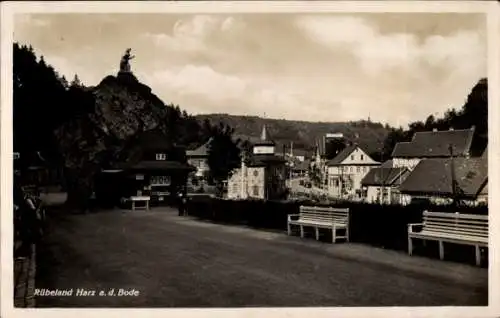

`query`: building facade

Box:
[361,166,411,205]
[326,145,380,199]
[96,130,195,207]
[186,138,211,178]
[227,125,287,200]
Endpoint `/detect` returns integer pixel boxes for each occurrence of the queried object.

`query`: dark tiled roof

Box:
[361,167,409,186]
[399,157,487,198]
[380,159,394,168]
[326,145,358,165]
[326,145,378,166]
[391,128,474,158]
[186,138,211,157]
[117,160,195,172]
[134,130,174,151]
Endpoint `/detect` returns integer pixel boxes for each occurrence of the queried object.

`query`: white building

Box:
[326,145,380,199]
[186,138,211,178]
[227,125,287,200]
[361,165,411,205]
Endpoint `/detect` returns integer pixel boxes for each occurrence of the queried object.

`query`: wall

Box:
[187,157,209,177]
[253,145,275,155]
[392,158,421,171]
[326,147,380,198]
[364,186,411,205]
[248,167,265,199]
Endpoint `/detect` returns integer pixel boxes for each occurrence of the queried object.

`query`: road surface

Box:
[35,207,488,307]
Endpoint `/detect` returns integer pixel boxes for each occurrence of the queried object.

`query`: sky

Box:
[13,13,487,127]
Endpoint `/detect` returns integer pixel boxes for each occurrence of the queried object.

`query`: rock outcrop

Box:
[54,72,169,210]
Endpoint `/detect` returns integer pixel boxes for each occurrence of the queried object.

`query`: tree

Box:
[325,138,346,160]
[206,123,241,197]
[379,78,488,160]
[70,74,82,87]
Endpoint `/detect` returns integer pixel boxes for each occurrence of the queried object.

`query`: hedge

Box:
[186,198,488,252]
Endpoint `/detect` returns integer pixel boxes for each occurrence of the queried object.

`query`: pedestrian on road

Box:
[178,191,187,216]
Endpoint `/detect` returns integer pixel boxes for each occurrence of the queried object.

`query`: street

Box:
[35,206,488,307]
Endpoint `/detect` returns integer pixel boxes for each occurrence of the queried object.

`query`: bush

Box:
[186,198,488,252]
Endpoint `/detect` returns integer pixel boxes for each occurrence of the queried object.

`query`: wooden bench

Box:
[128,196,150,211]
[408,211,488,266]
[287,206,350,243]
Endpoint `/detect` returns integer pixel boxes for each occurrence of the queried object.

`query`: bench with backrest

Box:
[408,211,488,266]
[127,196,151,211]
[287,205,350,243]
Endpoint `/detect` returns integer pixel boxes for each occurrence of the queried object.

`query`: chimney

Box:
[432,128,438,132]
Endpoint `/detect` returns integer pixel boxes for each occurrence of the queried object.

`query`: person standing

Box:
[177,190,188,216]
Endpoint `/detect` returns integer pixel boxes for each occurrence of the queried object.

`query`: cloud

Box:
[143,15,241,54]
[149,65,247,102]
[15,14,51,27]
[295,15,485,77]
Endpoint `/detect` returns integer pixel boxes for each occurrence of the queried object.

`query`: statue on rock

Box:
[119,48,135,74]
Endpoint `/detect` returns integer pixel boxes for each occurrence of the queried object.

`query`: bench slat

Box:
[423,211,488,221]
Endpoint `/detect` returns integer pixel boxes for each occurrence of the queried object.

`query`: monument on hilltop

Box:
[119,48,135,74]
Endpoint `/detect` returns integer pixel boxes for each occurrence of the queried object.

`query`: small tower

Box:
[253,125,275,155]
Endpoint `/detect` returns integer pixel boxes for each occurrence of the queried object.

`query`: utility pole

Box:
[449,144,458,208]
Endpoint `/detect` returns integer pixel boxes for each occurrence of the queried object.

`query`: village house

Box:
[390,127,475,171]
[399,153,487,206]
[360,163,411,205]
[96,130,195,207]
[227,125,287,200]
[326,144,380,199]
[185,138,213,192]
[387,126,487,205]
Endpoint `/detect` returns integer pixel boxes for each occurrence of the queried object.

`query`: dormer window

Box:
[156,153,167,161]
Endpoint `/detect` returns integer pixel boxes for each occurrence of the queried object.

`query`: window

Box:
[334,180,339,187]
[351,155,354,160]
[253,170,259,177]
[361,154,364,160]
[357,167,360,172]
[156,153,167,161]
[253,185,259,196]
[151,175,171,186]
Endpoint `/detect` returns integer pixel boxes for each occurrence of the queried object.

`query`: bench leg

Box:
[132,202,135,211]
[408,236,413,256]
[345,226,349,242]
[287,223,291,236]
[315,227,319,241]
[475,245,481,266]
[438,241,444,260]
[146,201,149,211]
[300,225,304,238]
[332,226,336,243]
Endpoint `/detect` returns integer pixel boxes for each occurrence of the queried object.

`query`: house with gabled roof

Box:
[399,153,487,205]
[361,166,411,205]
[326,144,380,199]
[186,137,212,179]
[391,127,475,171]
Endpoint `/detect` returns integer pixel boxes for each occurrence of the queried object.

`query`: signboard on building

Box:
[325,133,344,139]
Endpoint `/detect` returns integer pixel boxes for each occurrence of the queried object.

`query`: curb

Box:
[14,244,37,308]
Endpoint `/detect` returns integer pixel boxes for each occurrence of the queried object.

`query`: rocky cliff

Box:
[54,72,169,210]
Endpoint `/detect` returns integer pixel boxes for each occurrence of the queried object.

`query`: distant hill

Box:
[195,114,391,159]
